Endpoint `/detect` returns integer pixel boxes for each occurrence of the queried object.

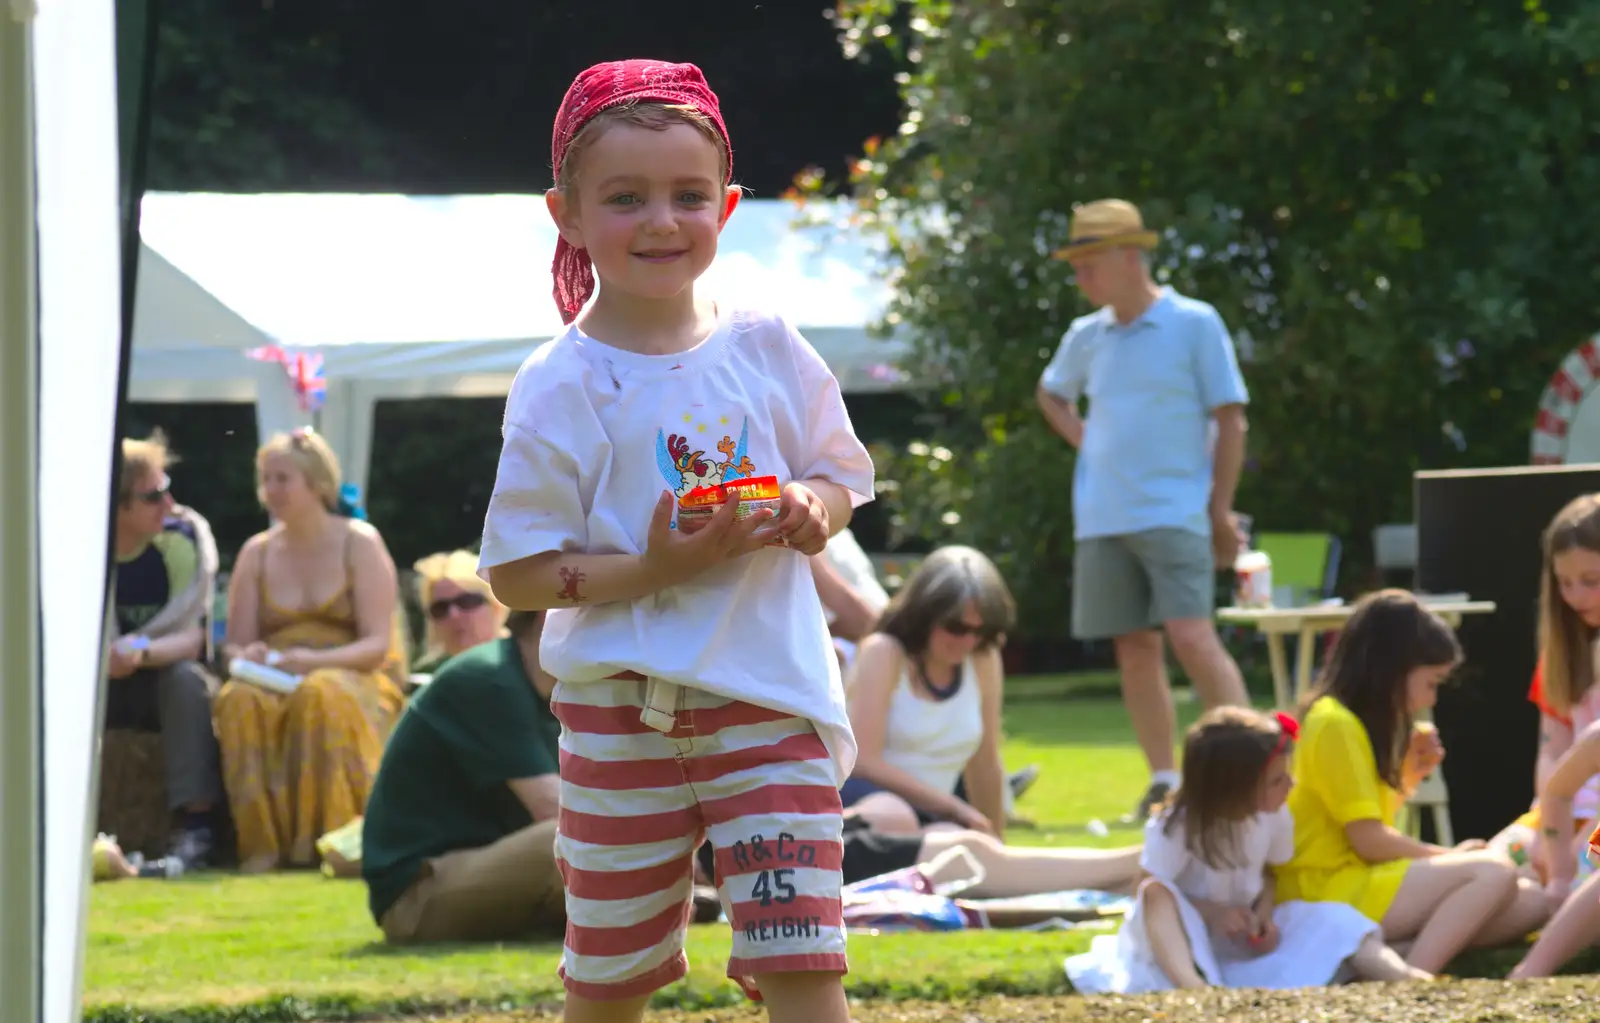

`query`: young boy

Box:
[478,60,874,1023]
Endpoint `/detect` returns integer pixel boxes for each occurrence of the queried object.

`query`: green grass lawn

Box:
[85,681,1556,1023]
[87,685,1187,1020]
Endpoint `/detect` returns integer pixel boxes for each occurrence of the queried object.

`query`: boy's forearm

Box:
[489,552,672,611]
[799,478,856,538]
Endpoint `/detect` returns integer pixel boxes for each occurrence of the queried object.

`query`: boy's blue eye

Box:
[607,194,638,206]
[678,191,708,205]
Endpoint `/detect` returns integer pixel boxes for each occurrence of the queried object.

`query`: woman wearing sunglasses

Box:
[411,550,508,675]
[842,545,1017,838]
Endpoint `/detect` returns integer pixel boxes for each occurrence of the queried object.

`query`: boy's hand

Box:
[643,489,780,586]
[776,481,829,555]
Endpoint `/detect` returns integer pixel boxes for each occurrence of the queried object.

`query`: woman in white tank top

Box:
[840,546,1016,837]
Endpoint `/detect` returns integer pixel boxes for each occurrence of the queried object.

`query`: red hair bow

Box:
[1275,711,1301,741]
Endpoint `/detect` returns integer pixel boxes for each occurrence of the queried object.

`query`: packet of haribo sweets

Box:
[676,475,788,547]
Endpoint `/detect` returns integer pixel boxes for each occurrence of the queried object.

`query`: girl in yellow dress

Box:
[1278,589,1549,974]
[214,429,407,871]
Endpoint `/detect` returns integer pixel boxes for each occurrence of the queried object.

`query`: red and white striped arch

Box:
[1533,336,1600,465]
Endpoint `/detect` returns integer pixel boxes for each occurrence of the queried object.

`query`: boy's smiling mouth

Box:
[633,248,688,262]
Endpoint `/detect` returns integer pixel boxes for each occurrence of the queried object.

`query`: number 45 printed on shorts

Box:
[731,831,815,906]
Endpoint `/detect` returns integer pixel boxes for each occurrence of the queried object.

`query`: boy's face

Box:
[547,122,737,305]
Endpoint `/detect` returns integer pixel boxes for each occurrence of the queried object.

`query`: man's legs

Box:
[1124,528,1249,712]
[1072,536,1179,817]
[1165,617,1249,710]
[1113,629,1178,776]
[380,819,565,944]
[156,660,223,867]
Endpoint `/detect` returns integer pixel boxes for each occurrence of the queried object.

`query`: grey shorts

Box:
[1071,528,1215,640]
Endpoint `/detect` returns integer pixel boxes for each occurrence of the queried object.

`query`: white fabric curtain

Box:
[2,1,126,1020]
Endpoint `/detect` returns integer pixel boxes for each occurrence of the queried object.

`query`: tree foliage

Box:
[823,0,1600,633]
[147,0,430,191]
[145,1,900,196]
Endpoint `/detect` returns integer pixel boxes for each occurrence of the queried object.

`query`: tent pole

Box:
[0,5,43,1020]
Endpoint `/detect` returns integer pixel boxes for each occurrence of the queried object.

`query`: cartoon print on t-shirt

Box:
[655,415,756,498]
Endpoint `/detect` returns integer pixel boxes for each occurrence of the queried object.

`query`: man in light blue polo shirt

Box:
[1037,199,1251,821]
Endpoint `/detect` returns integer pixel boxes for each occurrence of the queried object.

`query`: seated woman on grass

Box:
[215,429,409,872]
[1277,589,1550,975]
[841,545,1015,838]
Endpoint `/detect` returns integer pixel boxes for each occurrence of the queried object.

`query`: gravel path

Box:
[403,976,1600,1022]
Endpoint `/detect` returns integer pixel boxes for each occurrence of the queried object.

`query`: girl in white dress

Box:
[1067,707,1429,992]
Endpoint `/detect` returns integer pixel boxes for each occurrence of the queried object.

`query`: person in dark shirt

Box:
[362,609,563,943]
[107,431,223,872]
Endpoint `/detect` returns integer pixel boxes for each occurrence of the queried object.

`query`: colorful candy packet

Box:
[676,475,788,547]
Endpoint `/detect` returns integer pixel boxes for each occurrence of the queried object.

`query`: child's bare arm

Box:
[1252,870,1278,920]
[489,551,663,611]
[1539,722,1600,885]
[488,490,778,611]
[1537,712,1576,798]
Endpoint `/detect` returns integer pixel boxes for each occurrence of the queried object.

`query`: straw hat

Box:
[1051,199,1160,259]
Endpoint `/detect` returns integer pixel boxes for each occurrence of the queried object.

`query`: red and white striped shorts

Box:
[551,676,849,1002]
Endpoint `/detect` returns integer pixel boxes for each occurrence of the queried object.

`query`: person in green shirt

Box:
[362,609,563,943]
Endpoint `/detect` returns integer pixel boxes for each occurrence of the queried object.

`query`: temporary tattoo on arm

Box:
[556,566,588,603]
[1545,826,1564,839]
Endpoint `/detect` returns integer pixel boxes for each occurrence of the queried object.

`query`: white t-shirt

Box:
[1140,805,1295,908]
[478,306,876,783]
[820,527,890,624]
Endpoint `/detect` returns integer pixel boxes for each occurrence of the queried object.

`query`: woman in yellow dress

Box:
[1278,589,1550,974]
[215,429,407,871]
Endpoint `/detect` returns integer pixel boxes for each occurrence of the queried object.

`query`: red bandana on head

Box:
[549,59,734,324]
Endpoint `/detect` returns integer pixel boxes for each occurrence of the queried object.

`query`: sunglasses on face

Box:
[428,591,489,620]
[131,476,171,505]
[939,619,987,638]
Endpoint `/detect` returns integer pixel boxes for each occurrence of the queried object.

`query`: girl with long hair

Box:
[1276,590,1548,973]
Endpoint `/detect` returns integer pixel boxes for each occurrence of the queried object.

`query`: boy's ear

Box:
[716,186,741,233]
[546,188,585,249]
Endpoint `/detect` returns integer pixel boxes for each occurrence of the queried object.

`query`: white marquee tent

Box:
[132,192,909,496]
[4,1,124,1020]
